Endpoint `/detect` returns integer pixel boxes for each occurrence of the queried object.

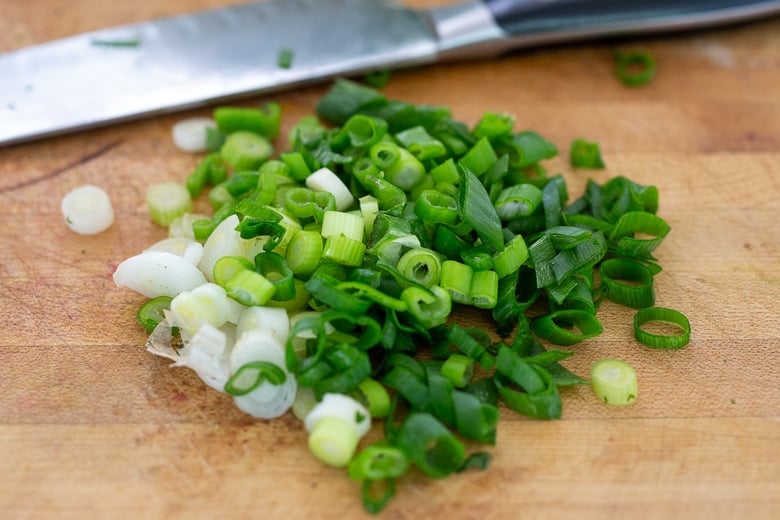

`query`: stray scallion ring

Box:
[614,50,656,87]
[599,257,655,309]
[633,306,691,349]
[590,358,637,406]
[531,309,603,346]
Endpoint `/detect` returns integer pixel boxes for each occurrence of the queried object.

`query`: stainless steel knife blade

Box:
[2,0,779,147]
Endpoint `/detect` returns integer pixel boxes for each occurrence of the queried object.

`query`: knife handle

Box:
[432,0,780,59]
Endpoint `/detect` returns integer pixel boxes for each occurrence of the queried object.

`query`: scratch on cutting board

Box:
[0,138,123,194]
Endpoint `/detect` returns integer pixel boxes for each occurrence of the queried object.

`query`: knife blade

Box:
[2,0,779,147]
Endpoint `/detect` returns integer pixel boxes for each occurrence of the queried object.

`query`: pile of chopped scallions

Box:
[113,79,690,514]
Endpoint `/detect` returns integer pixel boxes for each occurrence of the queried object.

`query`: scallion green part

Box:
[277,47,294,69]
[614,50,656,87]
[570,138,605,169]
[224,361,287,396]
[214,102,282,138]
[633,306,691,349]
[136,296,172,334]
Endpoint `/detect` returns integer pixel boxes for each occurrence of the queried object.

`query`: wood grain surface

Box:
[1,1,779,519]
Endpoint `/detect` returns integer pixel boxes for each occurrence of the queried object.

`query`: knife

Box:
[2,0,779,147]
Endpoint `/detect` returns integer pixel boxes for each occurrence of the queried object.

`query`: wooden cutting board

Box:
[1,1,778,518]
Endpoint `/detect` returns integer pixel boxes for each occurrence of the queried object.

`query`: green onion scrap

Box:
[114,78,691,514]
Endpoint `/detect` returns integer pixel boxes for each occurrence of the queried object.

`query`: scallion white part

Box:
[169,212,210,239]
[304,393,371,438]
[168,282,234,337]
[171,117,217,153]
[229,330,297,419]
[173,323,233,392]
[198,214,250,282]
[146,182,192,227]
[236,306,290,345]
[292,386,318,421]
[113,250,207,299]
[305,393,370,468]
[305,167,355,211]
[359,195,379,237]
[145,237,204,265]
[61,184,115,235]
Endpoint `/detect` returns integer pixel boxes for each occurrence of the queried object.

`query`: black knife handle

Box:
[483,0,780,38]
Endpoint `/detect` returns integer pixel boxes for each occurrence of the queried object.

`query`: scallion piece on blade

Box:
[277,47,294,69]
[90,36,141,47]
[633,306,691,349]
[614,50,656,87]
[146,182,192,227]
[220,131,274,171]
[590,358,638,405]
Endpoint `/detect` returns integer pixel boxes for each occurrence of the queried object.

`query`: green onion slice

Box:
[633,306,691,349]
[599,257,655,309]
[531,309,603,346]
[590,358,638,405]
[396,413,466,479]
[136,296,172,334]
[614,50,656,87]
[348,444,409,481]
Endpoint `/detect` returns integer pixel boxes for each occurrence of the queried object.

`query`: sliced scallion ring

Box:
[633,306,691,349]
[599,257,655,309]
[531,309,603,346]
[590,358,637,405]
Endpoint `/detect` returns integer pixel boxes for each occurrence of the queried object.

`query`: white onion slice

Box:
[61,184,115,235]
